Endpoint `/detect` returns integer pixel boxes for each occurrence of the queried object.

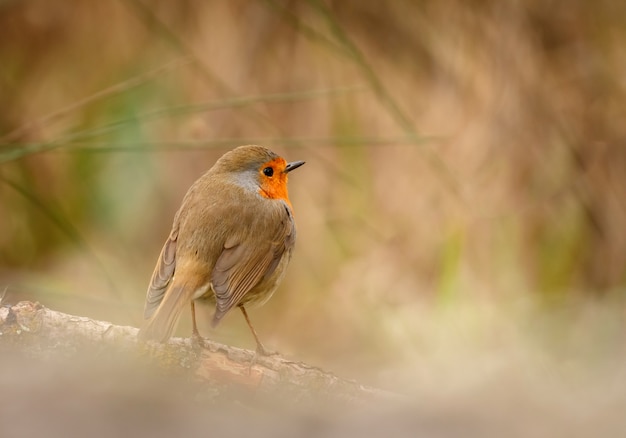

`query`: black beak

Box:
[284,160,305,173]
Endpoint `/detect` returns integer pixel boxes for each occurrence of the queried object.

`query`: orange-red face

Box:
[258,157,290,204]
[257,157,305,207]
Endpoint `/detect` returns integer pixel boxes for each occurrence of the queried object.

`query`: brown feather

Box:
[211,202,295,325]
[143,226,179,319]
[212,244,276,316]
[138,260,208,342]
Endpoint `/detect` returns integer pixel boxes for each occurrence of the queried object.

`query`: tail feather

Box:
[138,283,190,342]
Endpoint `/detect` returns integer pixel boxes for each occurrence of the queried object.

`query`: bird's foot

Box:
[255,342,279,357]
[190,330,206,347]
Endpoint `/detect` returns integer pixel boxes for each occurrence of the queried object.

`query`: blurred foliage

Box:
[0,0,625,382]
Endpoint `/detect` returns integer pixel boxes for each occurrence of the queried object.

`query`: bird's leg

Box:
[190,300,203,344]
[239,305,276,356]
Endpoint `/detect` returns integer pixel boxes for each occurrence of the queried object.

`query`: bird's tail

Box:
[138,282,190,343]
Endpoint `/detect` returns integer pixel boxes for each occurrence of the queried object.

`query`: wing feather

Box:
[211,204,295,323]
[143,226,178,319]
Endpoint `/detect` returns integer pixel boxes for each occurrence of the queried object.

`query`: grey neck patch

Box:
[227,168,262,196]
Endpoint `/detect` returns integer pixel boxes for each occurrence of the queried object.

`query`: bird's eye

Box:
[263,167,274,177]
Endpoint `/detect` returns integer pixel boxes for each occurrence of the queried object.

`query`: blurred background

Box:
[1,0,625,403]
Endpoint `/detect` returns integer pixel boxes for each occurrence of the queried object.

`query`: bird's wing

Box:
[143,224,179,319]
[211,205,295,323]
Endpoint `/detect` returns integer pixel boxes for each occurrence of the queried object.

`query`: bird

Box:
[137,145,305,355]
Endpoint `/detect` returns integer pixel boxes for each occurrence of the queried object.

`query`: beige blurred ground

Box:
[1,0,625,431]
[0,349,624,437]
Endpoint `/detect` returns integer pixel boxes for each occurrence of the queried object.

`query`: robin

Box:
[138,145,305,354]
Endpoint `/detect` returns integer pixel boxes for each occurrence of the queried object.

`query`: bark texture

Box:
[0,300,394,408]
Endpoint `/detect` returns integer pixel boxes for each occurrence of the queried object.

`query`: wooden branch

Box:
[0,301,396,408]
